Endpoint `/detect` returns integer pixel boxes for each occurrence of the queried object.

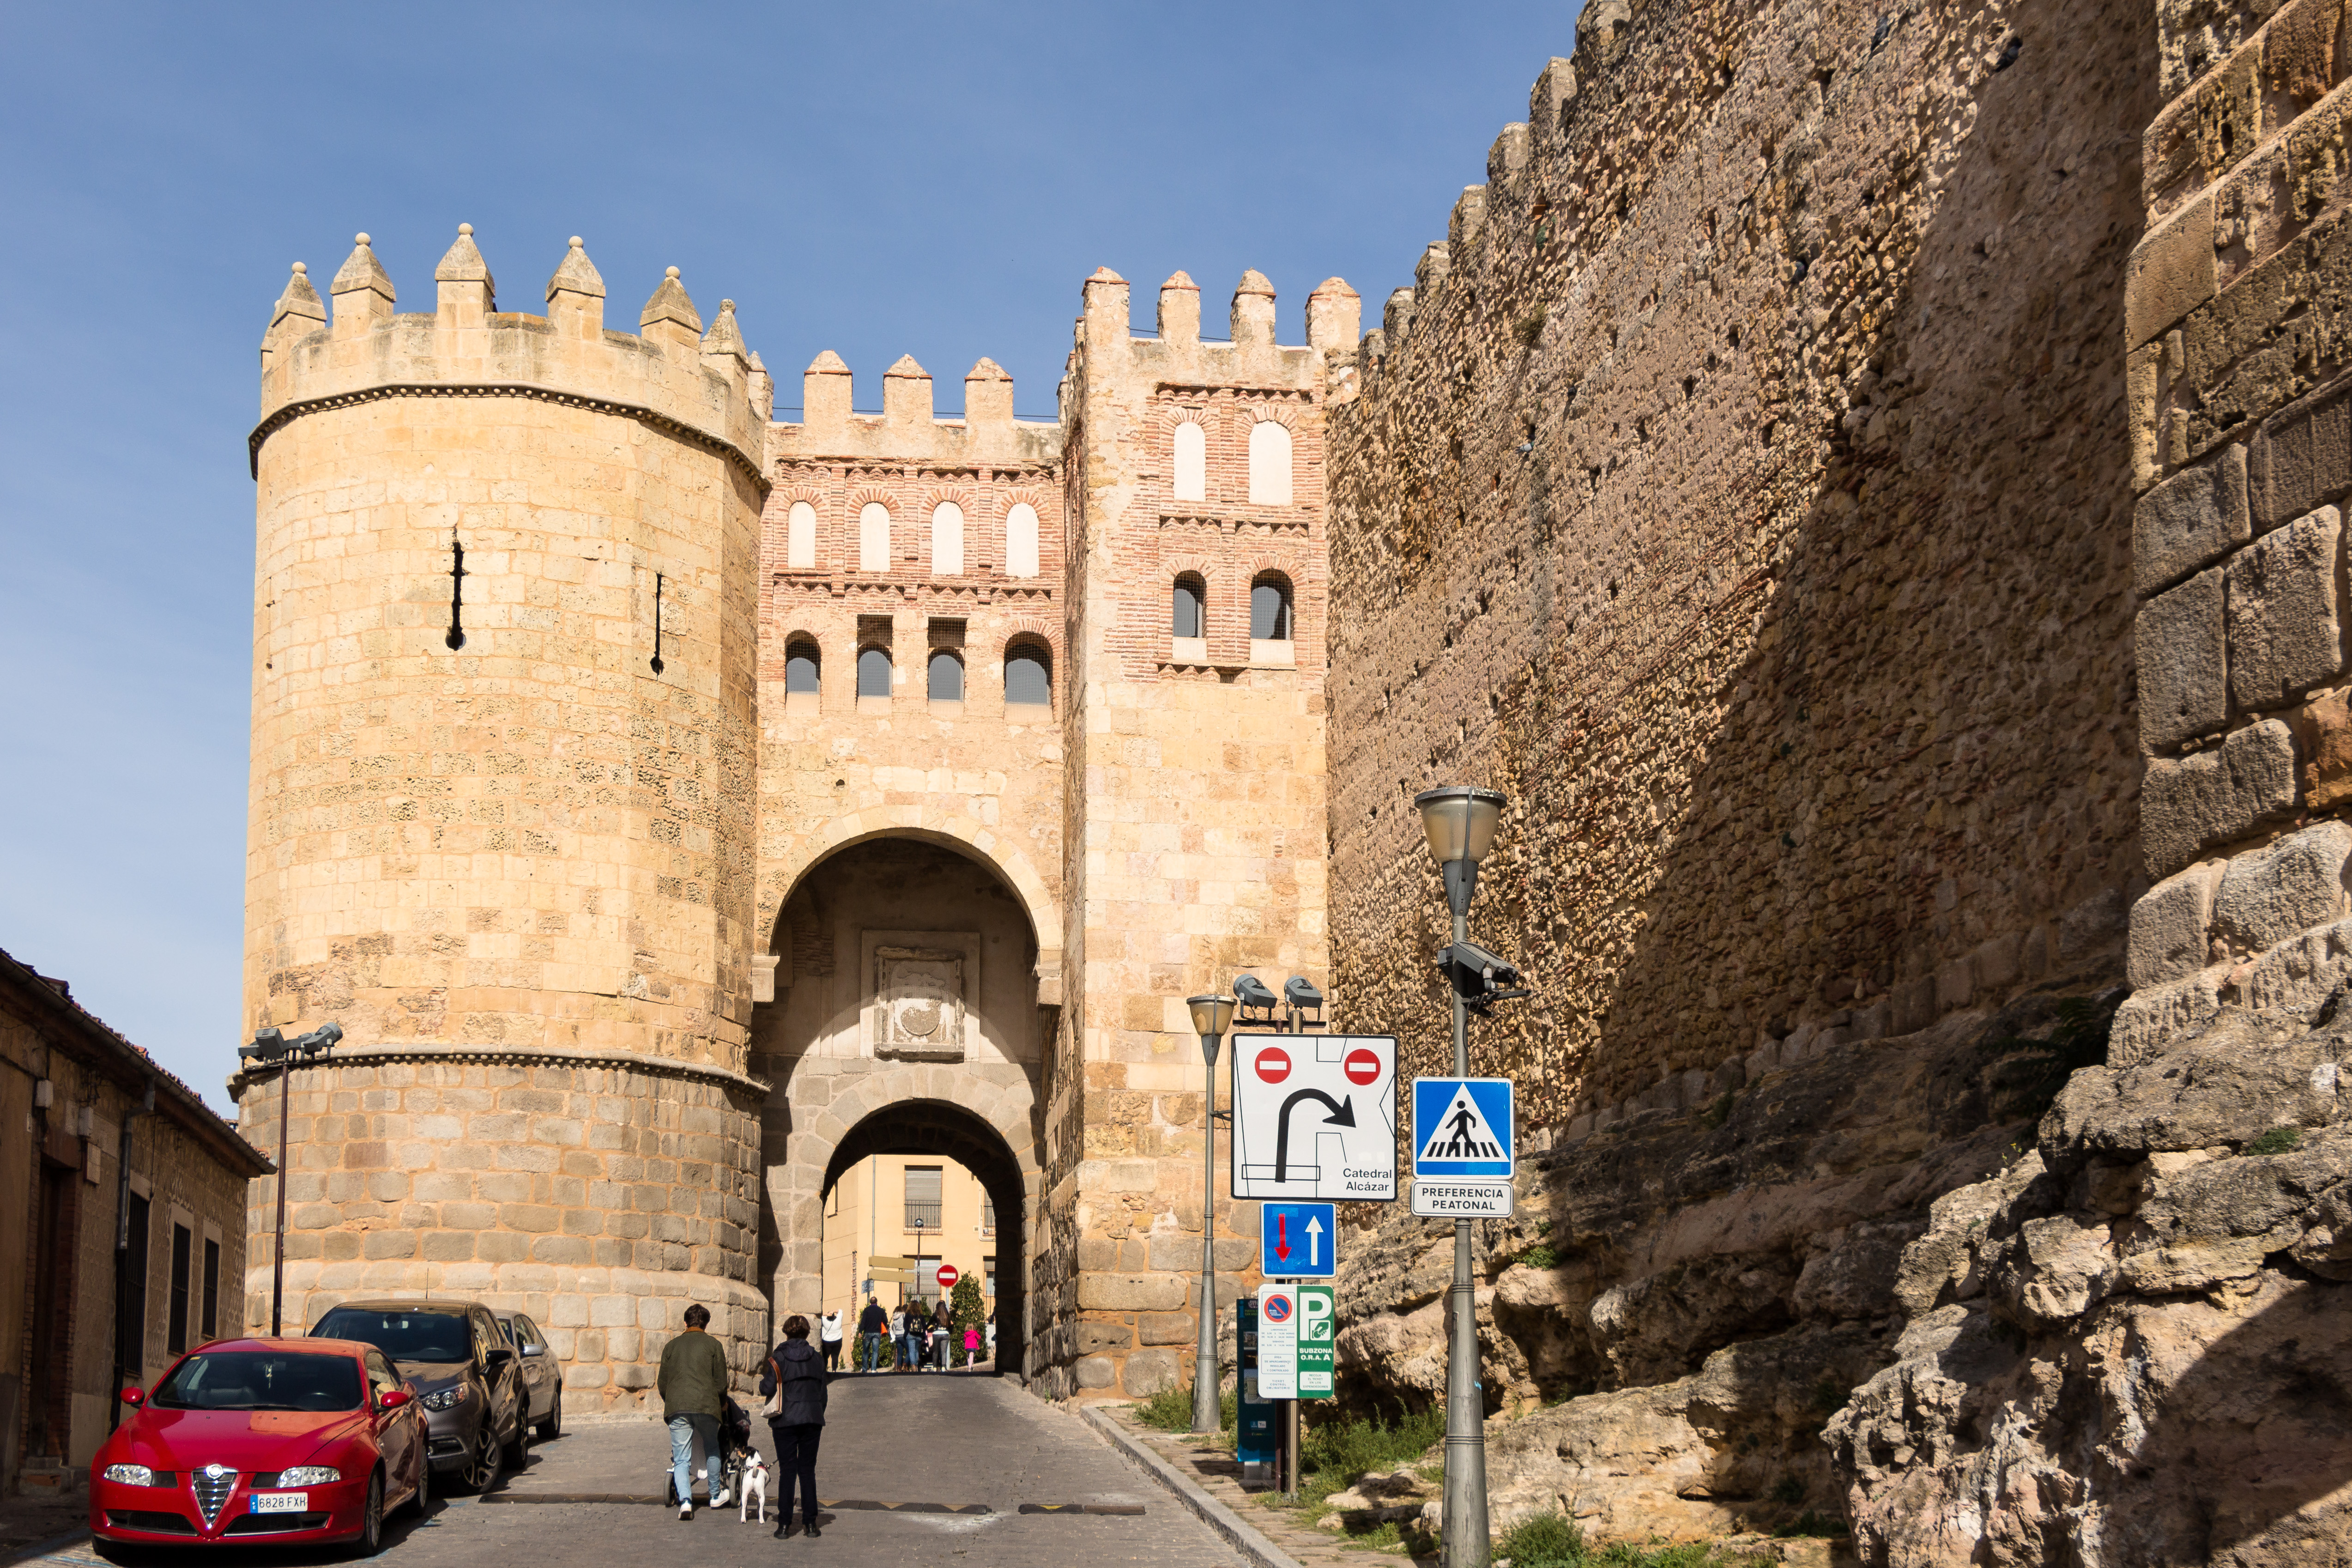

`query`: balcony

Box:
[903,1201,942,1232]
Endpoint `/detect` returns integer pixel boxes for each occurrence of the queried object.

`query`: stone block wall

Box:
[240,226,773,1391]
[1325,0,2146,1126]
[1044,267,1355,1398]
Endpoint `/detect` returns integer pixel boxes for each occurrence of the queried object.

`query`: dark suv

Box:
[310,1300,526,1494]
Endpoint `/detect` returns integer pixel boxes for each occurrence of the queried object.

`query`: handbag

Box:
[761,1356,782,1419]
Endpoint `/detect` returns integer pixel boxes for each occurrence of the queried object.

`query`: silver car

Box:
[493,1312,563,1441]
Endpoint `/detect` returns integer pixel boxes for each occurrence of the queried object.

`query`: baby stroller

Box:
[665,1395,757,1507]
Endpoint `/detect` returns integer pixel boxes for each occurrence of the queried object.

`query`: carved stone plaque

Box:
[875,945,967,1060]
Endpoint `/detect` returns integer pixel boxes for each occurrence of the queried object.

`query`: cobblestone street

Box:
[30,1375,1248,1568]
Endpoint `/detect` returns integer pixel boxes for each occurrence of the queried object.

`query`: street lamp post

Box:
[1186,992,1236,1433]
[239,1022,342,1336]
[1414,785,1507,1568]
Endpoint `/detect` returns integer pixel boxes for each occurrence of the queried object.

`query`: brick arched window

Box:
[1247,419,1292,506]
[929,649,965,702]
[1005,503,1040,578]
[1005,638,1052,710]
[859,502,891,572]
[1173,574,1206,638]
[931,502,965,576]
[786,501,817,569]
[857,644,892,699]
[1251,572,1294,640]
[1173,420,1207,503]
[786,638,821,693]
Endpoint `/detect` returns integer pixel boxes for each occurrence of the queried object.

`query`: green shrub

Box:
[1302,1405,1445,1489]
[1496,1509,1586,1565]
[1517,1243,1559,1271]
[2244,1126,2304,1157]
[1136,1385,1236,1434]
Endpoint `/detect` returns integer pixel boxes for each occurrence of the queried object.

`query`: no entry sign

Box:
[1231,1034,1397,1202]
[935,1264,960,1290]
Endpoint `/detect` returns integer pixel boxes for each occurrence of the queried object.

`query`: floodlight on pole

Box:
[1412,784,1508,1568]
[1185,992,1234,1433]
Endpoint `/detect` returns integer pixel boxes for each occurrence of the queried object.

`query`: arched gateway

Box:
[754,836,1048,1373]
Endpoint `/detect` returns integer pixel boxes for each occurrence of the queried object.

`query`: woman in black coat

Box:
[758,1315,828,1538]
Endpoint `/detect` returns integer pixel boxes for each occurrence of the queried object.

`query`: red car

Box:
[90,1337,427,1556]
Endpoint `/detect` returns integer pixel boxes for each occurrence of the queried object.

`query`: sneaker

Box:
[678,1504,693,1521]
[711,1489,730,1509]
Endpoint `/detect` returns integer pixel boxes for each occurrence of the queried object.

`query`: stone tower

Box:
[234,227,773,1402]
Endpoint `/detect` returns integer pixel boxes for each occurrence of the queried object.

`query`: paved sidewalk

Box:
[19,1372,1245,1568]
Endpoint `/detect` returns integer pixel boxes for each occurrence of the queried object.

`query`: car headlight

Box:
[103,1465,157,1487]
[421,1385,470,1411]
[272,1466,341,1487]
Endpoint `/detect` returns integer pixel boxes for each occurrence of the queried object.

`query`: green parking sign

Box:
[1297,1284,1335,1399]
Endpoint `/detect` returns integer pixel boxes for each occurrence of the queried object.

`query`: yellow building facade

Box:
[819,1154,997,1325]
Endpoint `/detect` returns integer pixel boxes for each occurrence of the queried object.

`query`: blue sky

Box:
[0,1,1574,1110]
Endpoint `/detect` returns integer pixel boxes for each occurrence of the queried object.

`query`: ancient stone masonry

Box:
[240,225,1360,1407]
[238,229,772,1407]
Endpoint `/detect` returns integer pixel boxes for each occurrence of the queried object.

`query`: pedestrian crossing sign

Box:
[1411,1078,1514,1179]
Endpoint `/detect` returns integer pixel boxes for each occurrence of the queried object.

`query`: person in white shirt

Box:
[817,1309,844,1372]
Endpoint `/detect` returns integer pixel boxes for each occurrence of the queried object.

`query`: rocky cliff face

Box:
[1331,995,2105,1543]
[1830,972,2352,1563]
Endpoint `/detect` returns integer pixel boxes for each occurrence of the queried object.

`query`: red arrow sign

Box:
[936,1264,960,1290]
[1275,1212,1291,1261]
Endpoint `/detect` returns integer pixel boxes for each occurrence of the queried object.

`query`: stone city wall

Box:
[1315,0,2169,1549]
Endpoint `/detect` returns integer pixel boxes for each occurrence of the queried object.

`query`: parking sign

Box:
[1296,1284,1335,1399]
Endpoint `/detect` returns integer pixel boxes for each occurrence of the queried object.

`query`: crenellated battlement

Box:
[254,226,769,489]
[1076,266,1360,396]
[768,349,1062,467]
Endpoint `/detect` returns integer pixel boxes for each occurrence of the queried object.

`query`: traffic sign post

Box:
[1232,1034,1398,1201]
[935,1263,960,1291]
[1261,1201,1336,1278]
[1296,1284,1334,1398]
[1411,1077,1515,1217]
[1257,1286,1298,1399]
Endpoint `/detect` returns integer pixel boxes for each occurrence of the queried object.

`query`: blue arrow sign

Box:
[1412,1078,1514,1179]
[1261,1202,1336,1278]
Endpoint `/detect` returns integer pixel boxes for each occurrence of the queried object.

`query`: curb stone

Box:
[1083,1406,1309,1568]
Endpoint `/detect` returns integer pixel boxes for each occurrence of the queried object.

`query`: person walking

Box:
[817,1309,843,1372]
[962,1320,980,1369]
[658,1304,730,1520]
[934,1300,953,1371]
[856,1297,886,1373]
[759,1315,828,1540]
[907,1309,928,1372]
[889,1304,908,1371]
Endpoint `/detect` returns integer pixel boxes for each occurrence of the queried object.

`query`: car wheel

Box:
[535,1393,561,1441]
[348,1471,385,1558]
[409,1452,431,1516]
[463,1424,502,1495]
[502,1409,529,1467]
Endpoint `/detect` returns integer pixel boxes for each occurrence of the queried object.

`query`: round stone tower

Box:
[233,226,774,1407]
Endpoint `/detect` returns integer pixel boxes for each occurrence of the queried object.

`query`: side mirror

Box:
[485,1346,514,1366]
[522,1343,546,1358]
[119,1387,145,1407]
[376,1390,412,1411]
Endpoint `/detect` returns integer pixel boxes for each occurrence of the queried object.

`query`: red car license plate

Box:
[250,1492,308,1513]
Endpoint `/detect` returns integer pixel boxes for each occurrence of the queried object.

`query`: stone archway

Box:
[754,834,1050,1378]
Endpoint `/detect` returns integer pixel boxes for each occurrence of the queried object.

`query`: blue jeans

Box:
[668,1413,720,1506]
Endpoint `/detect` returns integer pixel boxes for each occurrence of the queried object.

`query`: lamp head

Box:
[1232,974,1279,1011]
[1283,976,1323,1010]
[1186,993,1235,1041]
[238,1027,287,1064]
[1412,785,1507,868]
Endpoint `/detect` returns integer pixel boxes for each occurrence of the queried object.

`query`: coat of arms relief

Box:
[873,943,969,1060]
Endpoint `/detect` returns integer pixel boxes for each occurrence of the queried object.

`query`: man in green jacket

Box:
[659,1304,731,1519]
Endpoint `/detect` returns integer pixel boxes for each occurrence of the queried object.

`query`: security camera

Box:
[1435,942,1530,1011]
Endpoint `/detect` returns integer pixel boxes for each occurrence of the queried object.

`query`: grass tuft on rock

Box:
[2243,1126,2304,1157]
[1136,1384,1237,1435]
[1494,1509,1773,1565]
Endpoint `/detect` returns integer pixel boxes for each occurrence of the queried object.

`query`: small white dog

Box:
[738,1452,770,1524]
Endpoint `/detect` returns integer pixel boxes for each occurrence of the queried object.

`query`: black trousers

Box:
[771,1422,822,1524]
[822,1339,840,1370]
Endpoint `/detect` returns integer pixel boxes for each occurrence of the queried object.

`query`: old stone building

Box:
[0,948,269,1494]
[235,229,1350,1405]
[233,0,2352,1551]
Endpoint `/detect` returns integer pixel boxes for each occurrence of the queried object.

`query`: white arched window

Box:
[859,502,891,572]
[1005,503,1040,579]
[786,501,816,569]
[931,502,965,576]
[1248,420,1293,506]
[1173,421,1207,503]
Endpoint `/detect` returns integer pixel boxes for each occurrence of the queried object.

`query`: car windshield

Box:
[152,1351,363,1412]
[312,1309,472,1363]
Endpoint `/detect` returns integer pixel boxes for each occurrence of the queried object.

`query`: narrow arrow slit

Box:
[650,572,665,675]
[444,533,466,650]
